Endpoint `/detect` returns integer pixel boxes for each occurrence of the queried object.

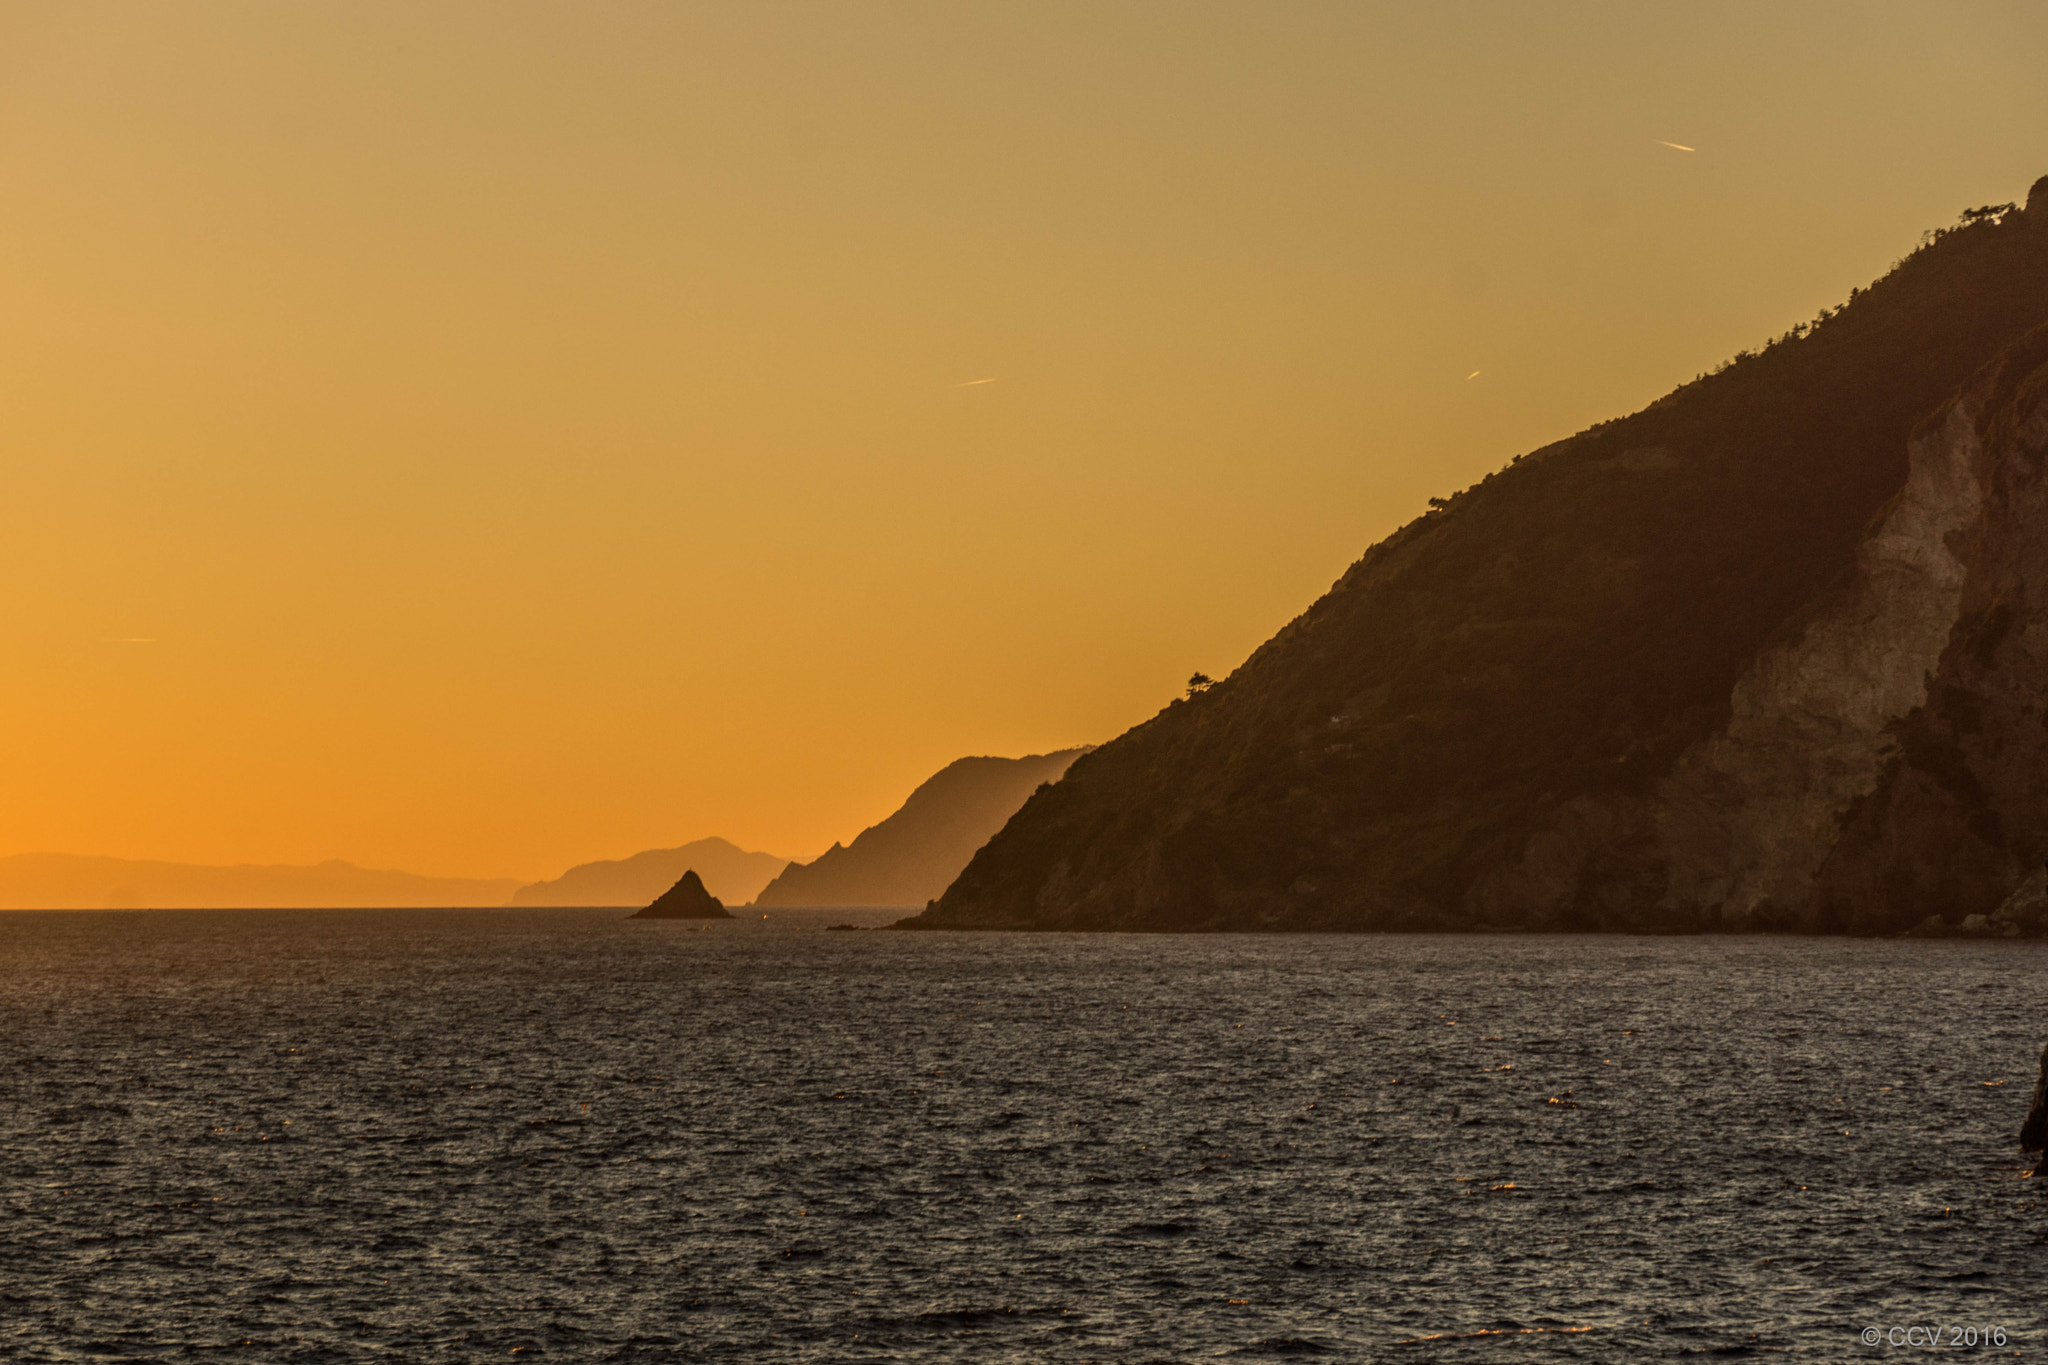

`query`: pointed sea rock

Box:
[629,869,732,919]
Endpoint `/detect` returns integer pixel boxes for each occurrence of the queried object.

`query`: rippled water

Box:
[3,908,2043,1361]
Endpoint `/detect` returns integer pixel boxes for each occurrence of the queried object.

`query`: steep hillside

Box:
[905,180,2048,934]
[753,750,1089,907]
[510,837,787,907]
[0,854,520,909]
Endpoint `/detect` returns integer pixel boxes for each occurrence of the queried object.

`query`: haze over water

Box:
[5,909,2038,1360]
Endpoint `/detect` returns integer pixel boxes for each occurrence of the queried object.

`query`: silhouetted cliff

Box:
[904,181,2048,934]
[753,750,1089,907]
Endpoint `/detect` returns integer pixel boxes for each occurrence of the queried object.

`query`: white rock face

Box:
[1647,401,1986,923]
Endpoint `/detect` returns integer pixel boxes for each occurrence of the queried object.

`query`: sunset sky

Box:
[4,2,2045,881]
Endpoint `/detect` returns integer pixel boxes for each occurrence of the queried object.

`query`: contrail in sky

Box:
[956,378,996,387]
[1657,140,1696,152]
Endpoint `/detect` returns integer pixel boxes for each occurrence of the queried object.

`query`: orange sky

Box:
[4,2,2045,880]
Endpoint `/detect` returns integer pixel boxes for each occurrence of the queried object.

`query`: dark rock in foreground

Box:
[904,179,2048,934]
[629,870,731,919]
[2021,1045,2048,1172]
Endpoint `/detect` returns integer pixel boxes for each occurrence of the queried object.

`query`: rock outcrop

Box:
[1991,870,2048,937]
[629,869,732,919]
[902,188,2048,934]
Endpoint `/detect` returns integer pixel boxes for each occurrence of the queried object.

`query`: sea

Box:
[2,907,2042,1362]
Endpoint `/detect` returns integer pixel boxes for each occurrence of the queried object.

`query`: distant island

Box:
[0,853,522,910]
[629,869,732,919]
[510,837,788,907]
[904,177,2048,936]
[753,749,1089,907]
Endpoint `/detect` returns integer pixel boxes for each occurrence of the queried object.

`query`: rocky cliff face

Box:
[1646,396,1984,924]
[1809,328,2048,928]
[1497,330,2048,932]
[904,187,2048,934]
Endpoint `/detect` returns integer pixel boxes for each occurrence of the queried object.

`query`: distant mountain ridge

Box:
[0,853,521,909]
[906,180,2048,934]
[510,837,787,907]
[753,749,1090,907]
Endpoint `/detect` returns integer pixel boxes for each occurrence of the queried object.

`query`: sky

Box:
[3,1,2045,881]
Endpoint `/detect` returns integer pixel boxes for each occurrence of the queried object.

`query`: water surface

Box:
[3,909,2041,1360]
